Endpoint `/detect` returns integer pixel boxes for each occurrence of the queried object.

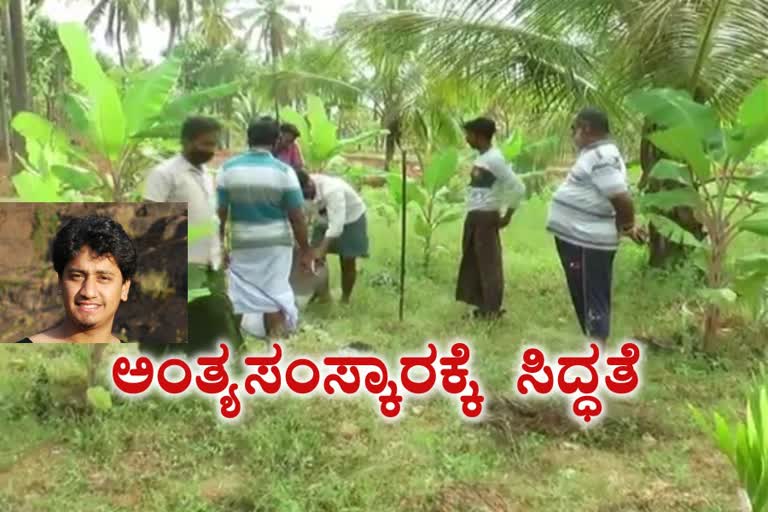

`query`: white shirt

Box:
[309,174,366,239]
[546,139,629,250]
[466,147,526,212]
[143,154,222,268]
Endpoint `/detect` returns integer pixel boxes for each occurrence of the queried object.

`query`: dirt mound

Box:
[401,482,518,512]
[597,479,721,511]
[484,395,677,449]
[0,203,187,343]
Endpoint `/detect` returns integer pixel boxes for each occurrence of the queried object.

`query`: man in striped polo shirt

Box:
[217,117,314,340]
[546,108,645,348]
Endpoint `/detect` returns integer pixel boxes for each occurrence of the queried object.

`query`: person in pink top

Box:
[274,123,305,172]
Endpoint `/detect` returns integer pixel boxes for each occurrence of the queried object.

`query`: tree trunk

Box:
[271,40,280,124]
[116,12,125,68]
[703,234,726,352]
[639,120,706,268]
[5,0,27,174]
[165,23,177,56]
[384,117,401,171]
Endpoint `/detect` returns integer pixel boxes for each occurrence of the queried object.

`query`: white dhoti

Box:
[228,246,298,338]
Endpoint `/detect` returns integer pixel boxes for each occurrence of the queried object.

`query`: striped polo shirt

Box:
[216,149,304,250]
[546,139,629,251]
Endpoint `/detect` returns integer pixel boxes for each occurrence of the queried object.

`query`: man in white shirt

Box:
[546,108,645,348]
[456,117,526,320]
[297,170,369,304]
[142,116,242,352]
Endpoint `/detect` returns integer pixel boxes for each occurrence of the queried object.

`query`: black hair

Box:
[575,107,610,135]
[281,123,301,138]
[248,116,280,147]
[180,116,221,143]
[296,169,311,189]
[52,215,138,281]
[462,117,496,139]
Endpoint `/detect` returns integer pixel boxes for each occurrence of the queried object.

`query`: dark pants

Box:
[456,211,504,312]
[139,264,244,358]
[555,237,616,341]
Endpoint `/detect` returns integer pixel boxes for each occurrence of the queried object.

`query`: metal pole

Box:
[399,149,407,321]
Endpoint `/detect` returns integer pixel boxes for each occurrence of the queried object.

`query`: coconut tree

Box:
[337,0,598,169]
[341,0,768,267]
[85,0,149,68]
[237,0,303,118]
[194,0,237,48]
[153,0,195,54]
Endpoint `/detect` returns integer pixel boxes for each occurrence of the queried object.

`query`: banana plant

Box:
[280,94,388,171]
[501,130,560,197]
[384,147,464,273]
[627,79,768,351]
[691,368,768,511]
[10,22,241,202]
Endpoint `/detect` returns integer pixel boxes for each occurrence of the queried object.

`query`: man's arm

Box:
[592,157,646,244]
[143,167,171,202]
[316,190,346,258]
[485,155,526,226]
[293,144,305,173]
[281,172,313,270]
[287,207,310,251]
[609,193,635,232]
[217,207,228,244]
[216,177,230,265]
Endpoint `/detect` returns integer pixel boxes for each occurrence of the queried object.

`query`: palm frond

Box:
[337,9,601,114]
[85,0,111,31]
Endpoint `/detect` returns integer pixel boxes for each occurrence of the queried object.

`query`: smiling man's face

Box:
[59,246,131,330]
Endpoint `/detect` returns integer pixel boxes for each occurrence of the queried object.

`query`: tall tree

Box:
[86,0,148,68]
[153,0,195,54]
[194,0,236,48]
[239,0,302,118]
[26,14,70,122]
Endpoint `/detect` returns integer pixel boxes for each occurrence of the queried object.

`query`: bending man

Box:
[297,171,369,304]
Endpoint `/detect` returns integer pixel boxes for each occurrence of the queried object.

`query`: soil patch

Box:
[0,441,68,496]
[401,481,522,512]
[484,395,677,449]
[597,478,725,511]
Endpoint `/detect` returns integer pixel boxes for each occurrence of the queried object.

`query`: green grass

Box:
[0,191,763,511]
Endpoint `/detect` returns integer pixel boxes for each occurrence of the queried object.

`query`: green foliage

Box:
[382,148,464,272]
[628,79,768,349]
[732,255,768,325]
[501,131,560,196]
[691,369,768,511]
[86,386,113,412]
[11,22,240,201]
[281,95,388,170]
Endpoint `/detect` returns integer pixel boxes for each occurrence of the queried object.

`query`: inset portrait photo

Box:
[0,202,188,344]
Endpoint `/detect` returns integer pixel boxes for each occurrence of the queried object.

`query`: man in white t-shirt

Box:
[546,107,645,348]
[142,116,242,352]
[297,171,369,304]
[456,117,526,320]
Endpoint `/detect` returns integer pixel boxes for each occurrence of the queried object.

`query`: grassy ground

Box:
[1,190,766,511]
